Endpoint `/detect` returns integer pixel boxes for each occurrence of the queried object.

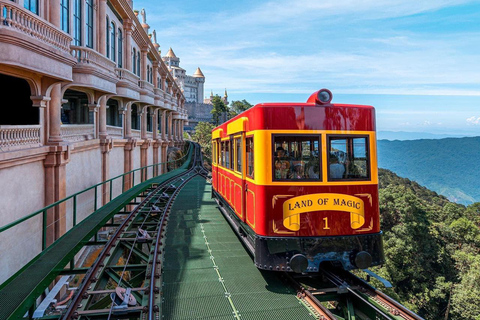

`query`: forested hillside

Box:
[377,136,480,205]
[371,169,480,319]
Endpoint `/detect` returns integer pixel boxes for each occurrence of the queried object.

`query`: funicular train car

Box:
[211,89,384,273]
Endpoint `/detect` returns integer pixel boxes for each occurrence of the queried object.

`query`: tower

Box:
[192,67,205,104]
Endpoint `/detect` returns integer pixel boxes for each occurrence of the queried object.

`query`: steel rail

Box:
[62,144,201,319]
[147,143,201,320]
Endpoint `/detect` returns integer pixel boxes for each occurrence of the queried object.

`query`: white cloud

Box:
[466,116,480,125]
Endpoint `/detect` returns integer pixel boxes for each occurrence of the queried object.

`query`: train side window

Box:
[212,141,216,165]
[220,141,225,167]
[230,138,234,170]
[246,137,254,178]
[235,137,242,173]
[225,140,230,169]
[328,136,370,181]
[273,135,320,181]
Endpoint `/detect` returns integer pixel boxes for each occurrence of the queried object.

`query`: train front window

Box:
[328,136,370,181]
[273,135,320,181]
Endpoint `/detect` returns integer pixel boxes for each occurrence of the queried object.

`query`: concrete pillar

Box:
[124,21,133,71]
[140,106,147,139]
[153,63,159,88]
[161,75,166,91]
[48,85,63,143]
[124,103,132,138]
[48,0,61,27]
[98,0,107,55]
[168,111,173,140]
[141,49,147,81]
[153,109,158,140]
[99,96,107,139]
[161,110,167,140]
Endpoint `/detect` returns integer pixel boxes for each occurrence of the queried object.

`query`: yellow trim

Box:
[227,117,248,135]
[212,128,223,139]
[234,183,243,218]
[246,189,255,228]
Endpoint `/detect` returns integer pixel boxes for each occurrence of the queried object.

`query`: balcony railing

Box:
[61,124,94,142]
[0,125,42,151]
[131,129,141,138]
[106,125,123,138]
[115,68,139,87]
[0,1,71,52]
[71,46,116,72]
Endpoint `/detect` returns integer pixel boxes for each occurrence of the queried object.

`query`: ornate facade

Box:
[0,0,188,281]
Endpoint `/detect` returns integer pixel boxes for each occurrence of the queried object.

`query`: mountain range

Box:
[377,136,480,205]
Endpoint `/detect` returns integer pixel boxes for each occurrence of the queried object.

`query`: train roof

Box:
[212,90,376,137]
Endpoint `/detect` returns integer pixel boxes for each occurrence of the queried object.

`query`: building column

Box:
[152,109,158,140]
[98,0,107,55]
[124,20,133,71]
[168,111,173,141]
[99,96,107,139]
[48,85,63,143]
[124,139,136,190]
[140,106,147,139]
[141,48,147,81]
[161,109,167,140]
[161,75,166,92]
[124,102,132,138]
[153,63,159,88]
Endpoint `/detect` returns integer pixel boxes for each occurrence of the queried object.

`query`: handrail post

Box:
[73,195,77,226]
[94,186,98,211]
[132,171,135,187]
[42,210,47,250]
[109,180,113,202]
[122,175,125,193]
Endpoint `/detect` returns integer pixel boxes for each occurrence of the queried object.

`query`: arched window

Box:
[136,54,140,76]
[85,0,93,48]
[118,29,123,68]
[106,17,110,58]
[110,21,116,62]
[73,0,82,45]
[132,48,136,74]
[61,0,69,32]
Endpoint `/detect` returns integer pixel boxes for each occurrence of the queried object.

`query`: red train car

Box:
[211,89,384,273]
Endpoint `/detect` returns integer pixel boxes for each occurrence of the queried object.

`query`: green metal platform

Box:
[161,176,316,320]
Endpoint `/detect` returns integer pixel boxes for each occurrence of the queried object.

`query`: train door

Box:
[233,135,244,219]
[244,135,255,226]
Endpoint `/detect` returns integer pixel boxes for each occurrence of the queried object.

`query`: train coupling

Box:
[361,269,392,288]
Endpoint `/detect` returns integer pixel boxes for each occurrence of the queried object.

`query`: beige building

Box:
[0,0,188,282]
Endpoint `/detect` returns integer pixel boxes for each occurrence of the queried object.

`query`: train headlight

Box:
[317,89,333,104]
[307,89,333,105]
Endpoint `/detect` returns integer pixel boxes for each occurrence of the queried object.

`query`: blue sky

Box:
[136,0,480,135]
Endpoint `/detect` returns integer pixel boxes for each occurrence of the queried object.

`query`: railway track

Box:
[61,144,204,320]
[287,266,425,320]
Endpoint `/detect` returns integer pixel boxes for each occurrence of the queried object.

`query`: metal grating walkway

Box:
[161,176,316,320]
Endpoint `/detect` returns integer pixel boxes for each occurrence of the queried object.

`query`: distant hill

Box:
[377,136,480,205]
[377,131,475,141]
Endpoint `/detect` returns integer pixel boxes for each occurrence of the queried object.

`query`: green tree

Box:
[192,122,215,162]
[228,99,253,119]
[211,95,227,125]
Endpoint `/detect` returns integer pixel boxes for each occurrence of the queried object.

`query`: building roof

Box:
[193,67,205,78]
[165,47,177,58]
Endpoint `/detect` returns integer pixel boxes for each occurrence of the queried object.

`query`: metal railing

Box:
[0,143,191,252]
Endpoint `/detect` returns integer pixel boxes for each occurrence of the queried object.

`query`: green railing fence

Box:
[0,143,190,255]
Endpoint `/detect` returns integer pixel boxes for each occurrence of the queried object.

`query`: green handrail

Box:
[0,143,191,245]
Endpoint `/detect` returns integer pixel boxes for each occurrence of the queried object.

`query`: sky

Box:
[135,0,480,136]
